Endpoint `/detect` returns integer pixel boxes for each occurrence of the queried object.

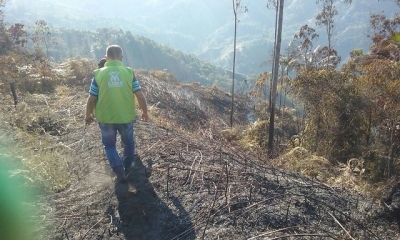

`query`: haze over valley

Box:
[4,0,399,76]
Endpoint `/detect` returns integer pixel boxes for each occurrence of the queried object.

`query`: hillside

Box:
[28,27,246,90]
[4,0,400,74]
[1,63,400,239]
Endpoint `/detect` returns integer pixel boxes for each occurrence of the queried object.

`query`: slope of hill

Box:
[4,0,400,75]
[0,64,399,239]
[29,27,246,89]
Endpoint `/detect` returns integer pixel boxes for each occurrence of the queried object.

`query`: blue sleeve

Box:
[132,75,142,92]
[89,78,99,96]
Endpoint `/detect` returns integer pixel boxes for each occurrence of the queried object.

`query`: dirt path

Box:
[42,119,195,240]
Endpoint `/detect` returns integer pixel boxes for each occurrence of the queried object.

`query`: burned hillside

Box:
[0,67,399,239]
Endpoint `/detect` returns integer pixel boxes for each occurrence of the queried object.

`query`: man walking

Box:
[85,45,148,182]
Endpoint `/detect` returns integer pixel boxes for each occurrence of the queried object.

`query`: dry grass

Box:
[0,85,88,192]
[0,67,251,192]
[0,64,394,199]
[4,58,400,240]
[269,146,393,197]
[274,147,333,181]
[14,133,70,192]
[0,129,70,192]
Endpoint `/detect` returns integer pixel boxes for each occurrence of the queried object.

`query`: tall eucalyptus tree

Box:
[315,0,352,69]
[268,0,284,154]
[230,0,247,127]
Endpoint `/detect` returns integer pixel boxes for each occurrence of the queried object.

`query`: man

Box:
[98,58,106,68]
[85,45,148,182]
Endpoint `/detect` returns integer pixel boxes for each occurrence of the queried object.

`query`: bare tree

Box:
[293,24,319,71]
[32,20,53,81]
[315,0,351,68]
[268,0,284,154]
[230,0,247,128]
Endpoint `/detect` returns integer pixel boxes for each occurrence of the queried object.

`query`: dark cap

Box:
[98,58,106,68]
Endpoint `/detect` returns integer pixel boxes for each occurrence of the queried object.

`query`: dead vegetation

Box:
[0,63,399,239]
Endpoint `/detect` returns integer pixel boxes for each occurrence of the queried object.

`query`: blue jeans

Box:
[98,121,135,177]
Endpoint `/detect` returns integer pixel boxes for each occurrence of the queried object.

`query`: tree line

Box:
[248,0,400,182]
[0,8,244,95]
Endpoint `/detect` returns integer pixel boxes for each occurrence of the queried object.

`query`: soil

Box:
[33,117,400,240]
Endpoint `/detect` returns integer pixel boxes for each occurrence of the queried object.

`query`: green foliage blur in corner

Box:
[0,145,37,240]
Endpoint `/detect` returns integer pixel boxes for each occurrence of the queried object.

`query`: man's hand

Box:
[85,115,95,126]
[85,95,97,126]
[134,90,148,122]
[141,112,149,122]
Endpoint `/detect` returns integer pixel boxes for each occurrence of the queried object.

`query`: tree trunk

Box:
[269,2,279,111]
[10,82,18,107]
[230,0,238,128]
[268,0,284,154]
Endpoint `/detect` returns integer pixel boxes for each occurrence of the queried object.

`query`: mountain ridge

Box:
[4,0,400,74]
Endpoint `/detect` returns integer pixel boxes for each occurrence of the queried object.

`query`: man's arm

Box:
[85,95,97,125]
[134,90,148,121]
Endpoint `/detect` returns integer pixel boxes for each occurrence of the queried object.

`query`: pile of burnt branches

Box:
[133,121,398,240]
[137,70,250,131]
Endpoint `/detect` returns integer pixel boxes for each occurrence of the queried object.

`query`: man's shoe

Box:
[115,174,127,183]
[124,161,135,174]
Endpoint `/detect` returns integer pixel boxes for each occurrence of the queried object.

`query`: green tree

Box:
[352,60,400,178]
[369,11,400,61]
[339,10,400,179]
[291,69,361,160]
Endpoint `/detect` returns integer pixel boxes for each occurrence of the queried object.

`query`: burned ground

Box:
[0,70,399,239]
[31,116,400,240]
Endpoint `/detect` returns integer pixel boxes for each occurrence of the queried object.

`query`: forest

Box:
[1,0,400,239]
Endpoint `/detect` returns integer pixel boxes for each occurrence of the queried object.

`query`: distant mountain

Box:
[4,0,399,75]
[45,28,245,89]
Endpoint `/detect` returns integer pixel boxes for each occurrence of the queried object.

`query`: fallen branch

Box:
[202,182,219,239]
[328,212,356,240]
[80,216,105,240]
